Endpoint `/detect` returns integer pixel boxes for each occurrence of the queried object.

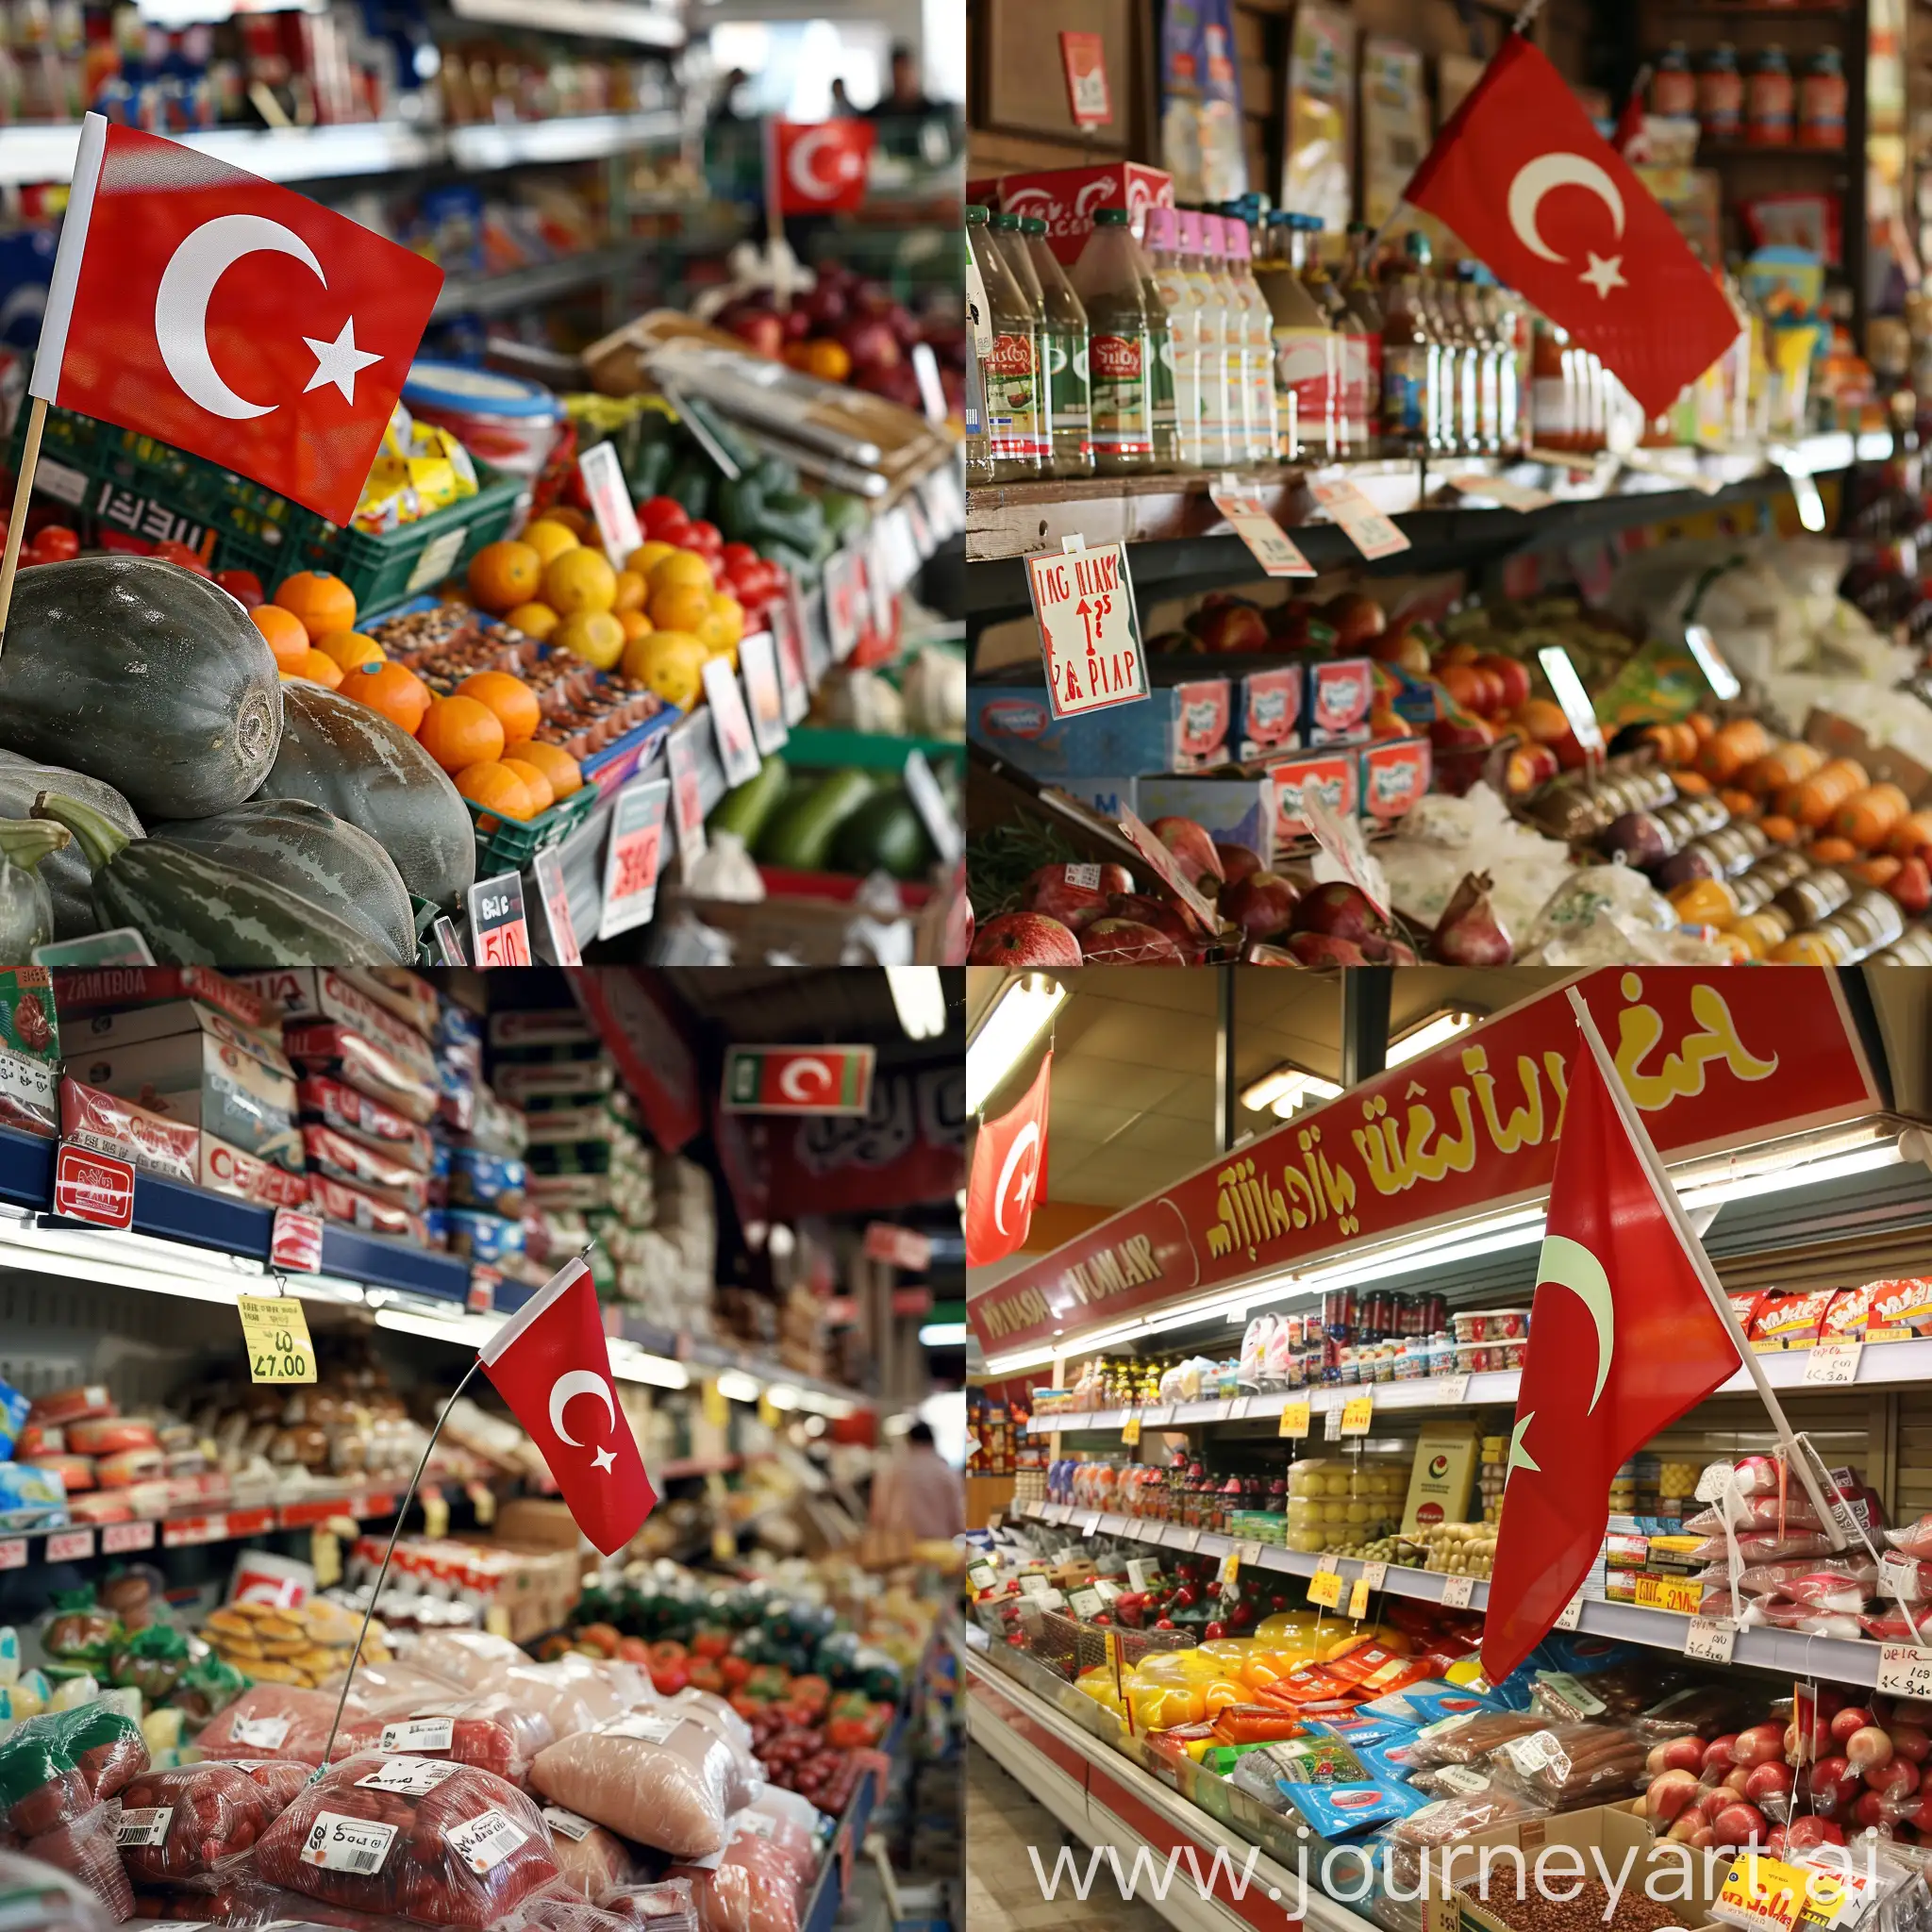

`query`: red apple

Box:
[1188,601,1270,654]
[1222,871,1300,941]
[1215,843,1263,889]
[968,912,1082,968]
[1149,817,1224,892]
[1105,894,1200,956]
[1370,626,1432,677]
[1079,918,1185,965]
[1834,1707,1878,1742]
[1430,710,1497,753]
[1022,863,1128,931]
[1786,1816,1846,1850]
[1712,1803,1767,1846]
[1324,591,1386,648]
[1291,881,1387,945]
[1476,653,1532,712]
[1744,1762,1792,1804]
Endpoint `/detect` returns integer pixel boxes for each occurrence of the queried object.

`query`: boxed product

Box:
[1135,775,1277,865]
[58,1076,198,1183]
[203,1132,310,1208]
[1361,740,1433,824]
[285,1022,439,1124]
[1268,748,1361,846]
[303,1122,430,1212]
[969,677,1233,776]
[240,972,438,1087]
[993,161,1175,259]
[299,1074,436,1172]
[1237,665,1303,761]
[52,966,264,1028]
[0,1046,58,1138]
[0,967,58,1060]
[1298,656,1374,746]
[1402,1423,1480,1535]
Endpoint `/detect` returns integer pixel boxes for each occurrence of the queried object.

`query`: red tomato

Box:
[719,1656,754,1689]
[640,496,691,540]
[720,541,760,575]
[31,525,79,561]
[691,1628,730,1661]
[214,567,265,609]
[683,519,724,558]
[649,1661,691,1695]
[151,541,209,575]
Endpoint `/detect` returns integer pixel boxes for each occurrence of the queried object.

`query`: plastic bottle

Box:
[1256,212,1335,459]
[1070,207,1158,474]
[1198,214,1249,463]
[1444,263,1482,455]
[1219,213,1280,462]
[1380,232,1441,453]
[1486,281,1525,455]
[1179,209,1235,465]
[1021,215,1094,477]
[1298,217,1353,453]
[1457,266,1501,456]
[1124,219,1181,467]
[962,206,993,486]
[989,213,1053,471]
[1341,223,1385,454]
[1698,44,1742,144]
[977,211,1047,479]
[1651,42,1695,117]
[1145,206,1206,467]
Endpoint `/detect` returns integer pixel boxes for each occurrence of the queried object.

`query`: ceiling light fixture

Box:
[919,1321,968,1346]
[966,972,1065,1114]
[887,966,947,1041]
[1240,1063,1344,1118]
[1386,1007,1483,1068]
[714,1369,763,1404]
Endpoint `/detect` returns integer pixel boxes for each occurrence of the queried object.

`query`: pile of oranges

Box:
[249,570,582,825]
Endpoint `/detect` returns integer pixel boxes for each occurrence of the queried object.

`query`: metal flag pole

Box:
[1562,987,1845,1545]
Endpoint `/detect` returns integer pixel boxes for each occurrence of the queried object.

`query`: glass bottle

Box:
[1257,212,1335,460]
[1146,206,1206,467]
[1124,218,1180,468]
[1486,281,1525,456]
[976,210,1046,480]
[1070,207,1158,475]
[1457,264,1498,455]
[1022,215,1094,478]
[1341,222,1385,455]
[1220,213,1280,463]
[1298,216,1352,452]
[990,213,1052,472]
[1179,209,1235,466]
[1380,233,1439,453]
[963,206,993,485]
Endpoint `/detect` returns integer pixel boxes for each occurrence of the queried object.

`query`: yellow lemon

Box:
[523,519,581,566]
[624,629,708,708]
[626,541,677,577]
[554,608,626,672]
[704,593,745,647]
[649,583,712,635]
[504,601,560,641]
[542,546,618,617]
[647,548,713,596]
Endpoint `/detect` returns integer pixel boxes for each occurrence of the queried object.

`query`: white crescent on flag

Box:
[777,1057,832,1102]
[547,1368,617,1446]
[993,1122,1041,1237]
[787,125,864,202]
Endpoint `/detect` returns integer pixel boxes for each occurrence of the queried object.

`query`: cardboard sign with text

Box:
[1209,488,1315,577]
[1059,30,1112,125]
[1024,539,1149,720]
[1117,806,1220,932]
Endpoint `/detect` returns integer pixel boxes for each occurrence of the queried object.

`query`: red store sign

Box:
[966,969,1882,1355]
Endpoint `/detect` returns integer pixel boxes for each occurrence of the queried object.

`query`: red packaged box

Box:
[59,1075,199,1184]
[1823,1283,1881,1339]
[52,967,265,1030]
[308,1171,430,1247]
[1866,1278,1932,1339]
[995,162,1174,261]
[1268,749,1360,845]
[298,1074,435,1172]
[1303,656,1374,745]
[1361,739,1433,823]
[1237,665,1302,761]
[203,1133,309,1208]
[303,1123,430,1213]
[1748,1289,1837,1345]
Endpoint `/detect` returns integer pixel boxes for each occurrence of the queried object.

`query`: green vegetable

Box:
[665,458,714,522]
[756,491,827,557]
[833,790,934,880]
[0,752,142,941]
[0,819,68,955]
[819,491,869,545]
[38,791,393,966]
[758,770,874,872]
[754,455,799,497]
[628,438,675,503]
[708,758,791,848]
[0,555,282,821]
[715,475,766,546]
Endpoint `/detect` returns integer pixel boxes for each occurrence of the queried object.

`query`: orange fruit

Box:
[339,660,432,734]
[554,609,626,672]
[705,593,745,646]
[618,608,652,642]
[626,541,677,578]
[804,340,852,383]
[289,650,343,689]
[417,693,506,773]
[505,738,582,801]
[649,583,712,634]
[611,570,646,614]
[312,630,386,674]
[538,506,591,539]
[648,549,712,595]
[501,757,556,814]
[523,520,580,566]
[625,629,708,707]
[250,603,310,674]
[503,602,559,641]
[274,571,357,638]
[454,759,535,822]
[467,539,542,613]
[456,670,541,745]
[542,546,618,617]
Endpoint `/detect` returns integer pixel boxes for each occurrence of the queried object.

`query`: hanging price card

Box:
[824,550,863,661]
[1058,29,1112,125]
[1441,1575,1477,1608]
[1685,1617,1739,1663]
[1307,475,1411,558]
[1121,1415,1141,1446]
[1360,1559,1389,1592]
[769,595,811,724]
[665,716,709,881]
[1218,1550,1241,1589]
[577,442,643,566]
[1807,1340,1863,1386]
[1324,1407,1343,1441]
[1348,1578,1371,1619]
[1877,1646,1932,1698]
[1209,487,1316,577]
[598,776,670,941]
[1024,537,1149,721]
[466,873,530,968]
[701,658,762,789]
[1715,1855,1811,1932]
[1340,1394,1374,1436]
[1278,1400,1311,1439]
[739,631,790,757]
[1556,1593,1588,1631]
[1307,1569,1342,1609]
[533,850,581,965]
[238,1295,315,1384]
[902,749,963,865]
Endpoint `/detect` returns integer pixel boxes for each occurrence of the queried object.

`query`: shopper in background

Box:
[873,1420,965,1541]
[865,43,940,121]
[830,78,856,115]
[708,66,752,127]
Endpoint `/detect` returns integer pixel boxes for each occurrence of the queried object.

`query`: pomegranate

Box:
[1287,932,1372,968]
[1711,1803,1767,1847]
[1291,881,1386,945]
[1105,894,1201,957]
[1149,817,1224,893]
[1647,1770,1702,1823]
[1833,1707,1878,1742]
[1222,871,1301,941]
[1215,842,1264,889]
[1079,919,1185,965]
[969,913,1081,968]
[1432,872,1512,966]
[1022,863,1129,931]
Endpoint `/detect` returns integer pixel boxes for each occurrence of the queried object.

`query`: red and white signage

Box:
[598,775,670,941]
[1058,31,1113,127]
[769,119,876,214]
[864,1223,934,1271]
[722,1045,876,1117]
[577,442,643,566]
[52,1141,135,1228]
[1024,540,1149,720]
[270,1206,325,1273]
[468,872,532,969]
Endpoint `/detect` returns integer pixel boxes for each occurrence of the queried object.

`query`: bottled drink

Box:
[1219,214,1279,462]
[1455,264,1494,454]
[1341,223,1385,453]
[1179,209,1235,465]
[1070,207,1158,474]
[1256,211,1336,459]
[1145,206,1207,467]
[1021,215,1094,477]
[990,213,1053,471]
[1380,233,1441,453]
[978,210,1047,479]
[1124,219,1180,467]
[1486,282,1525,455]
[963,206,993,485]
[1300,218,1357,452]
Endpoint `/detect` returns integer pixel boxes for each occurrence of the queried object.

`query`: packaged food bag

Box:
[113,1760,302,1886]
[334,1694,556,1789]
[536,1805,637,1897]
[22,1802,134,1924]
[530,1712,741,1857]
[252,1754,558,1927]
[596,1879,702,1932]
[196,1685,364,1765]
[0,1843,119,1930]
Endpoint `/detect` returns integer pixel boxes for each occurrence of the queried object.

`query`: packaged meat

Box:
[0,1843,120,1931]
[252,1754,558,1928]
[196,1685,366,1765]
[186,1858,425,1931]
[538,1807,637,1898]
[1688,1531,1836,1565]
[23,1802,134,1924]
[502,1662,635,1740]
[334,1695,556,1788]
[63,1420,158,1458]
[1405,1711,1545,1768]
[1487,1724,1648,1807]
[530,1713,741,1858]
[408,1630,530,1692]
[58,1076,200,1185]
[27,1389,114,1426]
[113,1762,297,1886]
[671,1825,809,1932]
[285,1024,439,1125]
[664,1695,761,1811]
[596,1880,702,1932]
[319,1660,468,1710]
[512,1896,640,1932]
[0,1726,93,1840]
[1633,1685,1754,1740]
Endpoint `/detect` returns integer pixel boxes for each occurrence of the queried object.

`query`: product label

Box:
[445,1807,529,1875]
[1383,343,1429,438]
[117,1807,174,1847]
[231,1715,291,1751]
[1089,331,1152,458]
[357,1758,464,1795]
[609,1711,682,1744]
[302,1812,400,1874]
[542,1807,596,1842]
[985,332,1043,459]
[380,1718,457,1754]
[1043,331,1092,444]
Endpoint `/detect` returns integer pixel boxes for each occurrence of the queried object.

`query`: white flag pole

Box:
[1562,986,1845,1546]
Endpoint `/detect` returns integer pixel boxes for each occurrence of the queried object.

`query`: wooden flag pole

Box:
[0,395,49,654]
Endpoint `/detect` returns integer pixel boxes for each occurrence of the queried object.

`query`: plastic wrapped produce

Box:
[334,1696,556,1789]
[1687,1531,1836,1565]
[671,1809,817,1932]
[0,1844,120,1931]
[530,1712,741,1857]
[113,1762,298,1886]
[1487,1724,1649,1807]
[23,1802,134,1924]
[251,1754,558,1928]
[502,1662,635,1740]
[512,1897,640,1932]
[408,1631,530,1692]
[1385,1785,1551,1846]
[1684,1495,1828,1535]
[537,1806,637,1898]
[323,1660,470,1710]
[0,1707,147,1837]
[184,1859,425,1931]
[1751,1601,1865,1638]
[666,1695,762,1812]
[196,1686,365,1765]
[597,1880,702,1932]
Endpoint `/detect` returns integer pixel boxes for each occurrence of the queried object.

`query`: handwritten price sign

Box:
[1209,488,1315,577]
[599,777,671,941]
[1308,475,1411,559]
[1024,538,1149,720]
[466,873,530,968]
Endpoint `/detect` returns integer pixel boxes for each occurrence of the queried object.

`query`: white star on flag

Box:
[1579,252,1626,299]
[303,317,382,403]
[591,1445,616,1473]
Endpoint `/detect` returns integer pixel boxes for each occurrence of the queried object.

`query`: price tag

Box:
[1143,1404,1174,1428]
[865,534,896,637]
[0,1540,24,1570]
[1360,1560,1389,1591]
[1437,1373,1473,1404]
[238,1294,316,1383]
[1716,1853,1813,1932]
[1182,1527,1202,1552]
[824,550,863,661]
[429,915,467,965]
[1240,1540,1264,1567]
[1348,1577,1372,1619]
[1307,475,1411,558]
[531,850,581,966]
[598,775,670,941]
[576,441,643,566]
[1126,1557,1160,1589]
[738,630,791,758]
[1219,1551,1241,1590]
[1024,536,1150,721]
[1443,473,1556,513]
[270,1206,325,1274]
[1535,645,1606,757]
[1069,1587,1104,1619]
[466,872,531,968]
[1307,1569,1342,1610]
[902,749,963,866]
[1556,1593,1588,1631]
[1278,1400,1311,1440]
[1686,1617,1739,1663]
[1340,1394,1374,1437]
[1441,1575,1477,1609]
[51,1141,135,1229]
[1080,1510,1101,1536]
[1120,1415,1141,1446]
[1058,27,1112,125]
[1208,486,1315,577]
[768,596,811,724]
[46,1527,93,1561]
[1807,1340,1863,1386]
[466,1266,500,1315]
[1878,1645,1932,1697]
[103,1520,155,1554]
[1324,1406,1342,1441]
[665,715,709,882]
[1228,1395,1254,1420]
[701,657,762,789]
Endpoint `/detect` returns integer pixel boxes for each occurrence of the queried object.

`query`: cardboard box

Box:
[202,1131,308,1207]
[1237,665,1303,761]
[970,677,1232,776]
[52,967,263,1030]
[995,163,1175,260]
[0,968,58,1062]
[1267,748,1360,847]
[1137,775,1277,865]
[1362,739,1433,823]
[235,970,437,1083]
[492,1499,586,1552]
[1301,656,1374,745]
[1403,1421,1480,1535]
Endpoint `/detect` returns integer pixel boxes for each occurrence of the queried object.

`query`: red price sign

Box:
[467,873,531,968]
[824,549,862,660]
[666,716,708,880]
[271,1206,325,1273]
[534,850,581,965]
[1059,29,1112,125]
[103,1520,155,1554]
[599,775,670,941]
[468,1267,501,1315]
[52,1141,135,1228]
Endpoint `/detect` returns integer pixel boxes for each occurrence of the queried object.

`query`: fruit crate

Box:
[781,727,965,774]
[1015,1601,1191,1680]
[470,774,602,872]
[21,406,526,610]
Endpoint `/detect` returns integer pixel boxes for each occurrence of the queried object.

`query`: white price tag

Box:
[1229,1395,1254,1420]
[232,1715,291,1751]
[1240,1541,1265,1567]
[902,749,963,866]
[1807,1340,1863,1386]
[1080,1511,1101,1536]
[1443,473,1555,513]
[824,548,863,659]
[1685,1618,1738,1663]
[1069,1587,1104,1619]
[1438,1374,1473,1404]
[302,1812,400,1874]
[1126,1558,1160,1589]
[1208,487,1316,577]
[1556,1593,1587,1631]
[46,1528,93,1561]
[542,1807,595,1842]
[117,1807,174,1848]
[597,774,670,941]
[1877,1645,1932,1698]
[665,715,710,883]
[356,1758,463,1795]
[700,658,762,790]
[738,630,791,758]
[444,1807,529,1875]
[1143,1405,1174,1427]
[1324,1407,1342,1441]
[1535,645,1606,756]
[576,441,644,565]
[1441,1575,1478,1608]
[1360,1561,1389,1592]
[380,1718,457,1753]
[103,1520,155,1554]
[1308,475,1411,558]
[1182,1527,1202,1551]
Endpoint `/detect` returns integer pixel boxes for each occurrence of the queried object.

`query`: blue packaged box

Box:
[970,676,1232,776]
[1362,1680,1505,1726]
[1135,774,1276,864]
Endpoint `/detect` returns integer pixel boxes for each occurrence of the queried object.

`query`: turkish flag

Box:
[32,114,442,524]
[478,1257,657,1555]
[965,1051,1051,1267]
[1479,1011,1740,1686]
[770,120,876,214]
[1402,35,1740,417]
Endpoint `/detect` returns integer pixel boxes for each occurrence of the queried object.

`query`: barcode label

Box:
[356,1758,463,1795]
[117,1806,174,1847]
[302,1812,399,1874]
[380,1718,457,1754]
[232,1715,291,1750]
[608,1711,680,1744]
[444,1807,529,1874]
[731,1812,779,1840]
[542,1807,595,1842]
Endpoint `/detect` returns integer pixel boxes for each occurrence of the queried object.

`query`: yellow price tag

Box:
[702,1378,728,1427]
[1121,1415,1142,1446]
[1307,1570,1342,1610]
[310,1529,341,1589]
[466,1481,496,1528]
[238,1295,315,1384]
[758,1391,781,1429]
[1340,1394,1374,1437]
[1278,1400,1311,1440]
[1103,1627,1123,1692]
[1348,1577,1371,1619]
[1716,1855,1810,1932]
[711,1524,738,1563]
[422,1490,450,1540]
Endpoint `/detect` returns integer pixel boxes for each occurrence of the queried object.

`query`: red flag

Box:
[478,1257,657,1555]
[1479,1015,1740,1686]
[965,1051,1050,1267]
[1612,69,1650,157]
[1403,35,1739,416]
[769,120,876,214]
[33,114,442,524]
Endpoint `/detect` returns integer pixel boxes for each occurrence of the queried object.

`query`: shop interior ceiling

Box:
[662,967,959,1064]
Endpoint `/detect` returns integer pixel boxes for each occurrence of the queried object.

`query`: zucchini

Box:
[833,791,935,880]
[0,750,143,939]
[758,770,874,872]
[709,758,790,848]
[35,792,391,966]
[0,555,282,821]
[152,796,414,964]
[0,819,69,956]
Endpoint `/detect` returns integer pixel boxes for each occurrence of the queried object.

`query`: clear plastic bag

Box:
[1485,1723,1649,1807]
[503,1662,635,1741]
[1687,1531,1836,1565]
[113,1761,296,1887]
[537,1807,637,1899]
[1405,1711,1543,1768]
[22,1801,133,1924]
[251,1754,558,1928]
[1684,1496,1826,1536]
[0,1707,148,1840]
[335,1695,557,1789]
[670,1829,809,1932]
[529,1714,741,1859]
[407,1631,531,1693]
[1887,1517,1932,1562]
[597,1879,703,1932]
[322,1660,471,1710]
[196,1685,364,1766]
[0,1844,118,1931]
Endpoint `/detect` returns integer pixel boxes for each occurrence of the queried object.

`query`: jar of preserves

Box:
[1652,43,1696,118]
[1746,46,1794,147]
[1698,45,1742,143]
[1799,48,1846,149]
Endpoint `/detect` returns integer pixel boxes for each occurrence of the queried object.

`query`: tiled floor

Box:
[967,1739,1174,1932]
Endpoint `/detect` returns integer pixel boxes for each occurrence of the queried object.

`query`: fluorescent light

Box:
[1240,1064,1343,1117]
[888,966,947,1041]
[608,1341,691,1390]
[920,1321,968,1346]
[715,1369,763,1404]
[1678,1138,1904,1212]
[966,973,1064,1114]
[1387,1008,1481,1067]
[765,1384,802,1409]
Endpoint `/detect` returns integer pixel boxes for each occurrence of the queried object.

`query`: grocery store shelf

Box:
[660,1454,743,1480]
[434,246,641,319]
[448,0,685,44]
[1019,1502,1887,1687]
[5,1488,409,1566]
[447,111,683,173]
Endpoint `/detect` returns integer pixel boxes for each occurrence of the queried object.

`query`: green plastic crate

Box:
[21,406,527,610]
[470,774,601,873]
